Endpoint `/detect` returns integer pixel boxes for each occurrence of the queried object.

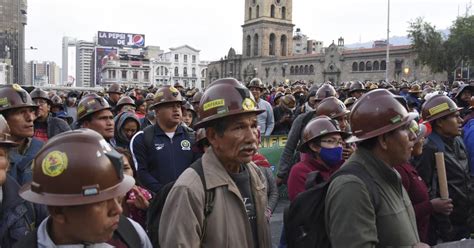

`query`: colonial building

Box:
[207,0,446,87]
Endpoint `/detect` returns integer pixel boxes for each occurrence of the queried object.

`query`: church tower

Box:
[242,0,294,58]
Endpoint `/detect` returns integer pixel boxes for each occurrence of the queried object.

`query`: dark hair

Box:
[115,147,137,179]
[357,136,378,150]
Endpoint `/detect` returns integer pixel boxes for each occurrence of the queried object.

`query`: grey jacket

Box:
[259,166,279,212]
[325,148,420,248]
[45,114,71,139]
[277,111,315,179]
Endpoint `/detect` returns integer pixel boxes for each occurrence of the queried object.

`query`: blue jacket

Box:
[130,124,199,193]
[8,138,43,185]
[0,175,48,247]
[463,119,474,176]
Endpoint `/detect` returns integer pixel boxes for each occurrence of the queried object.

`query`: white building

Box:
[153,45,209,90]
[292,28,323,55]
[76,40,95,87]
[25,61,61,86]
[61,36,77,86]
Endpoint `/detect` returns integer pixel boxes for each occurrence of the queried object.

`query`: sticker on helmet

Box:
[181,140,191,150]
[429,103,449,116]
[0,97,9,107]
[155,92,164,98]
[203,99,225,111]
[87,99,96,105]
[390,115,402,124]
[12,84,23,92]
[42,151,68,177]
[242,98,256,110]
[170,86,179,93]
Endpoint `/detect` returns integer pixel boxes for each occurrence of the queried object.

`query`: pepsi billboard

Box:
[97,31,145,48]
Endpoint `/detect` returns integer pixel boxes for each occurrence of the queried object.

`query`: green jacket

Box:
[325,147,420,248]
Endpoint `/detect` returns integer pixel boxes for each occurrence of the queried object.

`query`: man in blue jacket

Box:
[130,85,199,193]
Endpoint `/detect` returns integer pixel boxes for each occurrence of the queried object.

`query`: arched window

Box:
[373,61,380,71]
[269,33,276,56]
[246,35,251,57]
[304,65,309,74]
[352,62,358,71]
[271,5,275,18]
[380,60,387,70]
[366,61,372,71]
[253,34,259,56]
[174,67,179,76]
[256,5,260,18]
[282,7,286,19]
[248,7,252,20]
[359,62,365,71]
[290,66,294,75]
[299,66,304,74]
[309,65,314,73]
[280,35,287,56]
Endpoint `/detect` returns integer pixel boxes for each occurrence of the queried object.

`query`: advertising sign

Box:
[97,31,145,48]
[258,135,288,198]
[95,47,118,85]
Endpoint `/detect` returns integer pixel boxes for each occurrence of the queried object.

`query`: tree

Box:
[407,17,447,73]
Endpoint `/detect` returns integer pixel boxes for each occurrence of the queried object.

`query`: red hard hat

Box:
[346,89,417,143]
[19,129,135,206]
[194,78,264,129]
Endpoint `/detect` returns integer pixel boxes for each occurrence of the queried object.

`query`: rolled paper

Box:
[435,152,449,200]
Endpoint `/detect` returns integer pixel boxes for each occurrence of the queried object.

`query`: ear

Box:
[48,206,67,225]
[206,127,218,148]
[377,134,389,150]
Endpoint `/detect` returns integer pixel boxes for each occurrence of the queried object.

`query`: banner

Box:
[258,135,289,199]
[97,31,145,48]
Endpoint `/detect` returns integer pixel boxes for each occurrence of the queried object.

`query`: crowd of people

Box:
[0,77,472,247]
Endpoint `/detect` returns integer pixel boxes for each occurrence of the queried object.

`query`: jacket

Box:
[394,162,433,243]
[159,148,271,248]
[36,114,71,140]
[325,147,420,248]
[111,112,140,150]
[130,123,199,193]
[287,156,341,201]
[463,119,474,176]
[8,138,43,185]
[257,99,275,136]
[272,105,294,135]
[0,174,48,247]
[415,132,474,234]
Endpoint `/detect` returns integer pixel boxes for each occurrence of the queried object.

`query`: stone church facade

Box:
[206,0,446,87]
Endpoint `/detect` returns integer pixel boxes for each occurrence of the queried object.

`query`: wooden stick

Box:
[435,152,449,200]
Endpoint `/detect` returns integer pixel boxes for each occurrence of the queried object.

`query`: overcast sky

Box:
[25,0,471,65]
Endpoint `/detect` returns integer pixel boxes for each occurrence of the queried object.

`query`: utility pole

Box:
[385,0,390,83]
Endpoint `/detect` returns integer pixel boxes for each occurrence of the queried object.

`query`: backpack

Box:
[13,215,140,248]
[145,158,215,248]
[284,162,380,248]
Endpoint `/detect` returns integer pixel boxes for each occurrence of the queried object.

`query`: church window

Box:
[246,35,251,57]
[299,66,304,74]
[253,34,259,56]
[249,7,252,20]
[359,62,365,71]
[280,35,287,56]
[290,66,294,75]
[282,7,286,19]
[381,60,387,70]
[352,62,358,71]
[269,33,276,55]
[309,65,314,73]
[271,5,275,18]
[256,5,260,18]
[366,61,372,71]
[304,65,309,74]
[373,61,380,70]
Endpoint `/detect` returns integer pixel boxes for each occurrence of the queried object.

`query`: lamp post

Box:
[385,0,390,83]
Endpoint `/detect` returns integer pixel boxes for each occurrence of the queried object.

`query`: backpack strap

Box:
[189,159,215,243]
[332,162,381,213]
[115,215,141,248]
[143,125,155,152]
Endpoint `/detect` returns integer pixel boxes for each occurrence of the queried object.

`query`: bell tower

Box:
[243,0,294,58]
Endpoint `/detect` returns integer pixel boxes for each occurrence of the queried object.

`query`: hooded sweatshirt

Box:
[111,112,141,149]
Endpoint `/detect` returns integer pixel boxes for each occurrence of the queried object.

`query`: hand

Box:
[280,115,291,123]
[276,176,284,186]
[127,187,150,210]
[412,242,430,248]
[265,208,272,221]
[431,198,453,215]
[342,145,354,160]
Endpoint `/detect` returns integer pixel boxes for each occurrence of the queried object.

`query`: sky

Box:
[25,0,472,65]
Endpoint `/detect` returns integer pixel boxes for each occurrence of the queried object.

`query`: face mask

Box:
[319,147,343,167]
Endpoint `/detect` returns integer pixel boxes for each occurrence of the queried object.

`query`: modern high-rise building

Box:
[76,40,94,87]
[0,0,28,84]
[25,60,61,86]
[62,36,77,86]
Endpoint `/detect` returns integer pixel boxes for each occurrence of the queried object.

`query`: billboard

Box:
[97,31,145,48]
[95,47,118,86]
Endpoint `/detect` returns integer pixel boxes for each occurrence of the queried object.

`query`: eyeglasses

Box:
[320,138,344,148]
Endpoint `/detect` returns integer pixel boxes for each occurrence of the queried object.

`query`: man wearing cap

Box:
[30,88,71,142]
[0,84,43,185]
[247,78,274,136]
[105,83,123,110]
[14,129,152,247]
[325,89,427,247]
[416,95,474,242]
[454,84,474,118]
[77,94,115,142]
[130,85,199,193]
[159,78,271,247]
[0,115,48,247]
